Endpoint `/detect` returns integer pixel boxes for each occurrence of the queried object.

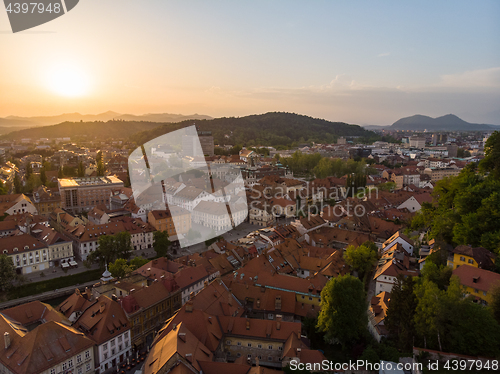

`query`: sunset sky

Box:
[1,0,499,125]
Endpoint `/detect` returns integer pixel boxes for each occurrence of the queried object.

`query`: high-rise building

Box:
[58,176,124,213]
[182,130,214,157]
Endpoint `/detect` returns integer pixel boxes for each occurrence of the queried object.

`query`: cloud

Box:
[438,67,500,88]
[377,52,390,57]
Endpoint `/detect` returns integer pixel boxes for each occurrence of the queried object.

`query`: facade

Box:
[120,280,182,349]
[453,265,500,305]
[58,176,124,213]
[31,224,74,267]
[32,186,61,216]
[0,194,38,216]
[409,136,426,148]
[0,233,49,274]
[447,245,496,270]
[148,207,191,238]
[182,130,214,157]
[382,231,415,256]
[423,167,461,182]
[0,301,96,374]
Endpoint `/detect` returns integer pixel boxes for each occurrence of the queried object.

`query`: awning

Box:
[69,260,78,266]
[61,263,70,268]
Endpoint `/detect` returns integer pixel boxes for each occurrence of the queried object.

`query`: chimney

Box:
[85,287,91,300]
[75,288,81,296]
[204,280,208,288]
[172,323,177,331]
[100,303,105,314]
[112,294,117,302]
[246,320,250,330]
[179,332,186,342]
[276,321,281,330]
[4,332,10,350]
[185,300,193,313]
[185,353,192,362]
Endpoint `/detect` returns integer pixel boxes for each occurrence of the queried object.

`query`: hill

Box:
[130,112,375,147]
[1,120,165,141]
[390,114,496,131]
[0,111,213,128]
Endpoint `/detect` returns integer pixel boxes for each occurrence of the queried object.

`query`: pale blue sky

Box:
[1,0,499,125]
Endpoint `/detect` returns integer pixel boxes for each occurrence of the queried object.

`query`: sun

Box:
[45,65,90,97]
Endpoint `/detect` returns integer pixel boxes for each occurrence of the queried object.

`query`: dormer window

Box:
[3,250,7,254]
[13,248,18,252]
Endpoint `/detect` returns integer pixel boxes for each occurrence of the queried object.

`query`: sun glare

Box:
[45,65,90,97]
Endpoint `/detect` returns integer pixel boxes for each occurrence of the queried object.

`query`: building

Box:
[452,265,500,305]
[182,130,214,157]
[368,292,390,342]
[58,176,124,213]
[120,279,182,349]
[409,136,426,148]
[71,295,132,373]
[148,207,191,239]
[382,231,415,256]
[374,243,419,294]
[30,224,75,267]
[32,186,62,216]
[0,233,49,274]
[423,167,461,182]
[0,194,37,217]
[447,143,458,158]
[447,245,496,270]
[0,301,96,374]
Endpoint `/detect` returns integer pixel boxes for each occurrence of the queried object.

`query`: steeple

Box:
[101,262,113,282]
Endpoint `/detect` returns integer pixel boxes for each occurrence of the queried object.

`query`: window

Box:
[475,289,479,293]
[50,369,55,374]
[86,363,91,372]
[226,340,231,345]
[460,256,466,261]
[104,353,108,360]
[78,368,83,374]
[103,343,108,351]
[483,291,487,296]
[85,350,90,359]
[247,354,252,359]
[118,335,122,342]
[257,344,262,349]
[468,259,474,264]
[77,354,82,363]
[68,359,73,367]
[237,342,241,346]
[268,356,273,361]
[268,345,273,350]
[111,349,115,355]
[237,353,241,358]
[111,339,115,347]
[62,362,67,370]
[278,346,283,351]
[247,343,252,347]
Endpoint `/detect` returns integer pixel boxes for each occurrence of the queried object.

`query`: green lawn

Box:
[7,269,103,300]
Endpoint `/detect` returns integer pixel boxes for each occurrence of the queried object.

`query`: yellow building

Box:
[148,207,191,238]
[1,233,50,274]
[447,245,496,270]
[453,265,500,305]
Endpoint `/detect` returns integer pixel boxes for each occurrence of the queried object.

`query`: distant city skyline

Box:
[1,0,499,125]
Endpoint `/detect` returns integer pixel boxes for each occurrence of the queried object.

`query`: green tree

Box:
[343,241,378,279]
[130,256,149,270]
[77,161,85,177]
[87,232,133,268]
[490,283,500,324]
[0,180,7,195]
[0,254,16,291]
[385,275,417,351]
[40,168,47,186]
[109,258,132,278]
[153,231,171,257]
[480,130,500,178]
[13,175,22,194]
[317,274,367,348]
[43,161,52,171]
[58,167,64,178]
[25,162,33,179]
[97,160,105,176]
[96,150,103,163]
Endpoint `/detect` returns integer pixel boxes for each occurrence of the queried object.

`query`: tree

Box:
[109,258,132,278]
[317,274,367,348]
[0,180,7,195]
[97,160,105,176]
[13,175,22,194]
[40,168,47,186]
[0,254,16,291]
[153,231,171,257]
[96,151,103,163]
[25,162,33,179]
[130,256,149,270]
[58,167,64,178]
[86,232,133,267]
[490,283,500,324]
[77,161,85,177]
[385,275,417,351]
[343,241,378,279]
[420,261,452,290]
[480,130,500,178]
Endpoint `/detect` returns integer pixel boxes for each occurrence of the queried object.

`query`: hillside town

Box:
[0,127,498,374]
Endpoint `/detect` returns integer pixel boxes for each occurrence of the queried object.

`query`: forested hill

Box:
[0,120,164,141]
[131,112,376,147]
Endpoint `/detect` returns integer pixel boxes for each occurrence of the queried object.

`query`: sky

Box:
[1,0,499,125]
